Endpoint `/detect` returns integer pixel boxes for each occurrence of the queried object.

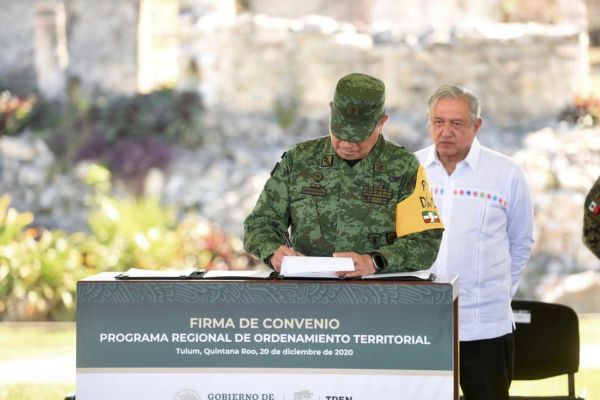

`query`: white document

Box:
[361,271,435,281]
[117,267,198,279]
[280,256,354,278]
[202,269,274,279]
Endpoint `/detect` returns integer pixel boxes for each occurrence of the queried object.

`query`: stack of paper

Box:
[280,256,354,278]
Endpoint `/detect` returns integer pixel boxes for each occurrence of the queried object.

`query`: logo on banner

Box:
[294,390,314,400]
[174,389,200,400]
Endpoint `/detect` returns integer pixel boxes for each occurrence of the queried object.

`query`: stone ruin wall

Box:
[0,0,593,118]
[0,0,40,94]
[0,0,139,97]
[183,14,587,129]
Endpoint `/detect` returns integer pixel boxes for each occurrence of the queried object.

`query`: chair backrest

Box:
[511,300,580,380]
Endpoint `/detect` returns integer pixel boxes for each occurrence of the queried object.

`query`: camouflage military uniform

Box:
[244,135,443,272]
[584,175,600,259]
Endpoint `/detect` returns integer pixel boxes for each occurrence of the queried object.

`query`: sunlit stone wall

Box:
[183,14,587,128]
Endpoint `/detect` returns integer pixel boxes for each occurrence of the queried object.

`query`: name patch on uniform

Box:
[588,199,600,216]
[301,185,327,197]
[363,185,393,205]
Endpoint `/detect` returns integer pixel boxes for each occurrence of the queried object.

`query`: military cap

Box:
[330,72,386,143]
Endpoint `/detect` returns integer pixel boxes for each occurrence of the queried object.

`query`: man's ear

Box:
[378,114,389,131]
[473,117,483,136]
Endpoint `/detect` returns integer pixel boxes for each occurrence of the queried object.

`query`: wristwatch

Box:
[369,252,386,272]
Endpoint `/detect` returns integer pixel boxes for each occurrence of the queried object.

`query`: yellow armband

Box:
[395,165,444,237]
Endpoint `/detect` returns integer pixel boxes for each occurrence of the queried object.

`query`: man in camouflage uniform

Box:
[244,73,444,276]
[584,175,600,259]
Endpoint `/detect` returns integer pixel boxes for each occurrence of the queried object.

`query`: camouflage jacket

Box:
[243,135,443,272]
[584,175,600,259]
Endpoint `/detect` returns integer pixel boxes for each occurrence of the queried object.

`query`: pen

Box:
[282,232,293,248]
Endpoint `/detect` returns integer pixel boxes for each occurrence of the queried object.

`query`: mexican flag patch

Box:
[588,199,600,215]
[422,211,440,224]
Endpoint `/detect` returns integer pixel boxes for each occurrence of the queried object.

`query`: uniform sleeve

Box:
[243,153,292,263]
[376,159,443,272]
[583,176,600,259]
[507,165,534,297]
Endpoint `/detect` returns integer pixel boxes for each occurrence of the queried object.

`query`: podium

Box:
[76,273,458,399]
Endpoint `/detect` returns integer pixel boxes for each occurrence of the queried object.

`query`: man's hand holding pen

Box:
[268,232,304,272]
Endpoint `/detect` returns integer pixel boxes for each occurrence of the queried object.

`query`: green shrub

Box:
[80,163,257,272]
[82,194,256,272]
[0,165,260,321]
[88,88,203,145]
[0,196,85,320]
[0,195,34,245]
[4,88,204,183]
[84,193,180,271]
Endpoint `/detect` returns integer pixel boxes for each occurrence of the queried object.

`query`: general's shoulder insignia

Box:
[321,155,334,167]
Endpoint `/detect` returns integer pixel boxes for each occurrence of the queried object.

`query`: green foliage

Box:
[0,195,34,245]
[82,195,254,272]
[2,87,204,183]
[0,91,38,136]
[84,194,180,271]
[274,93,300,130]
[88,88,203,145]
[0,165,259,321]
[0,227,85,321]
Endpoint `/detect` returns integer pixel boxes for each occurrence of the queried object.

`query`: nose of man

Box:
[438,124,455,138]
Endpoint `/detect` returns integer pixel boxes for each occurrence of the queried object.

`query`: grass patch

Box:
[510,367,599,398]
[0,383,74,400]
[510,313,600,398]
[0,323,75,362]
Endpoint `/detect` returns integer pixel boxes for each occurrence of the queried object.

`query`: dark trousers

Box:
[460,333,514,400]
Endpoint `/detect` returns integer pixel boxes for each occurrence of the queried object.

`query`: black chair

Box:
[509,300,584,400]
